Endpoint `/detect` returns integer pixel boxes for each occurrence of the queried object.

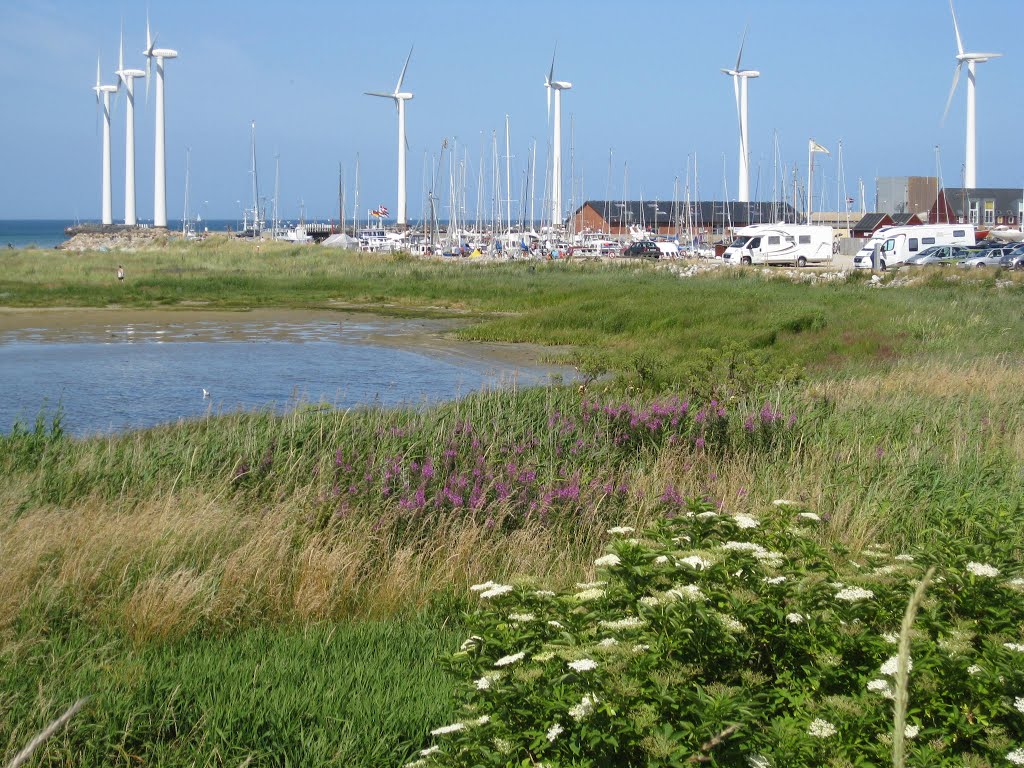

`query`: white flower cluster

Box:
[461,635,483,651]
[546,722,564,742]
[733,514,760,529]
[716,613,746,633]
[867,678,894,698]
[904,723,919,739]
[807,718,837,738]
[475,672,501,690]
[534,590,555,597]
[547,620,563,628]
[594,553,621,567]
[598,637,618,647]
[607,526,635,534]
[679,555,711,570]
[763,575,787,585]
[797,512,821,522]
[835,586,875,602]
[1015,697,1024,714]
[418,745,439,757]
[772,499,799,507]
[1009,578,1024,590]
[1009,747,1024,765]
[508,612,535,623]
[430,722,465,735]
[786,613,805,624]
[574,587,606,602]
[696,511,718,519]
[894,554,914,562]
[880,655,912,676]
[967,664,982,675]
[480,584,515,599]
[568,693,599,721]
[966,561,1000,578]
[575,580,607,589]
[882,632,900,644]
[665,584,706,602]
[599,616,646,631]
[567,658,598,672]
[494,651,525,667]
[639,595,660,606]
[722,541,761,552]
[1005,643,1024,653]
[654,555,670,564]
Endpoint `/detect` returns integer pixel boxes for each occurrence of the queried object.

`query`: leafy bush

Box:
[415,500,1024,767]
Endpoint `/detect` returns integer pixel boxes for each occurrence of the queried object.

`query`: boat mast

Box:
[272,154,280,236]
[249,121,260,236]
[182,146,190,236]
[504,115,512,238]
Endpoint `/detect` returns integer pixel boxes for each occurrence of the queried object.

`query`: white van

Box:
[853,224,976,270]
[653,241,680,259]
[722,224,834,266]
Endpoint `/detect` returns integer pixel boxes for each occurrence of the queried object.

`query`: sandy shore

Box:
[0,306,570,375]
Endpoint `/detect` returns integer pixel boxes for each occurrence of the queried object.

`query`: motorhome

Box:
[852,224,977,270]
[722,224,834,266]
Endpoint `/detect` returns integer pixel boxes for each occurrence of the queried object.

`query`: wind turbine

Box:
[365,47,414,227]
[116,26,145,226]
[721,27,759,204]
[545,48,572,229]
[943,0,1001,190]
[93,57,119,226]
[144,15,177,228]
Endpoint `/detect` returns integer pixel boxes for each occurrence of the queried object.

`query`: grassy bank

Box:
[3,248,1024,764]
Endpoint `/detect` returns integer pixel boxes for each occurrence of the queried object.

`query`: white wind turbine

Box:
[545,48,572,229]
[721,27,759,204]
[116,26,146,226]
[93,58,119,226]
[365,47,414,227]
[144,15,177,228]
[943,0,1001,190]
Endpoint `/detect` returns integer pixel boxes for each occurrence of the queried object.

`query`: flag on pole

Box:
[846,196,855,204]
[376,205,389,217]
[809,139,830,155]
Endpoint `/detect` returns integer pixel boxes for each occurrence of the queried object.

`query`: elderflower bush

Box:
[416,500,1024,767]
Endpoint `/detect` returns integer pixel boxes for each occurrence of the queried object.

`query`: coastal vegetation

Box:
[2,245,1024,765]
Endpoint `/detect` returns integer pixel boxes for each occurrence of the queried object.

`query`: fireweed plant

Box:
[306,395,797,538]
[414,502,1024,767]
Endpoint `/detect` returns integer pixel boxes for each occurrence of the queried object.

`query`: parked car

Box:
[621,241,661,259]
[998,243,1024,270]
[902,244,971,267]
[958,246,1013,268]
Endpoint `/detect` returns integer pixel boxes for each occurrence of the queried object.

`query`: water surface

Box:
[0,311,560,436]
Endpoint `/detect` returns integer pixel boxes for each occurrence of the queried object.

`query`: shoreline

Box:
[0,305,572,377]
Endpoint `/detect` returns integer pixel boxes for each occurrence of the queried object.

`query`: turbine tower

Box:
[116,27,145,226]
[93,59,119,226]
[144,16,177,228]
[545,49,572,229]
[721,28,759,203]
[365,47,414,227]
[943,0,1001,189]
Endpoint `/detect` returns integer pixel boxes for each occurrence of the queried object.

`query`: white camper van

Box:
[722,224,834,267]
[852,224,976,270]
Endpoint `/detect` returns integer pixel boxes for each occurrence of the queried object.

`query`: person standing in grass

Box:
[117,265,124,283]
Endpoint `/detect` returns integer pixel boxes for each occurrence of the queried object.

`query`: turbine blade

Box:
[546,84,551,124]
[395,46,413,94]
[118,22,124,74]
[548,45,556,87]
[942,61,962,124]
[364,91,393,98]
[949,0,964,56]
[736,24,748,71]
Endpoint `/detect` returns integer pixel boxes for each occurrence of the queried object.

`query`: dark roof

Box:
[576,200,797,227]
[939,188,1023,217]
[852,213,891,232]
[891,212,923,226]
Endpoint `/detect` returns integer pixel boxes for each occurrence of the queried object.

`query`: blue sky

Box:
[0,0,1021,221]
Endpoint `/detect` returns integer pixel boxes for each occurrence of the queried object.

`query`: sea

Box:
[0,219,246,250]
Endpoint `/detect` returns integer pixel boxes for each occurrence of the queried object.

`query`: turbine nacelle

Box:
[550,80,572,90]
[153,48,178,59]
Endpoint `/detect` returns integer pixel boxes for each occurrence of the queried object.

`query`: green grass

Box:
[1,620,459,767]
